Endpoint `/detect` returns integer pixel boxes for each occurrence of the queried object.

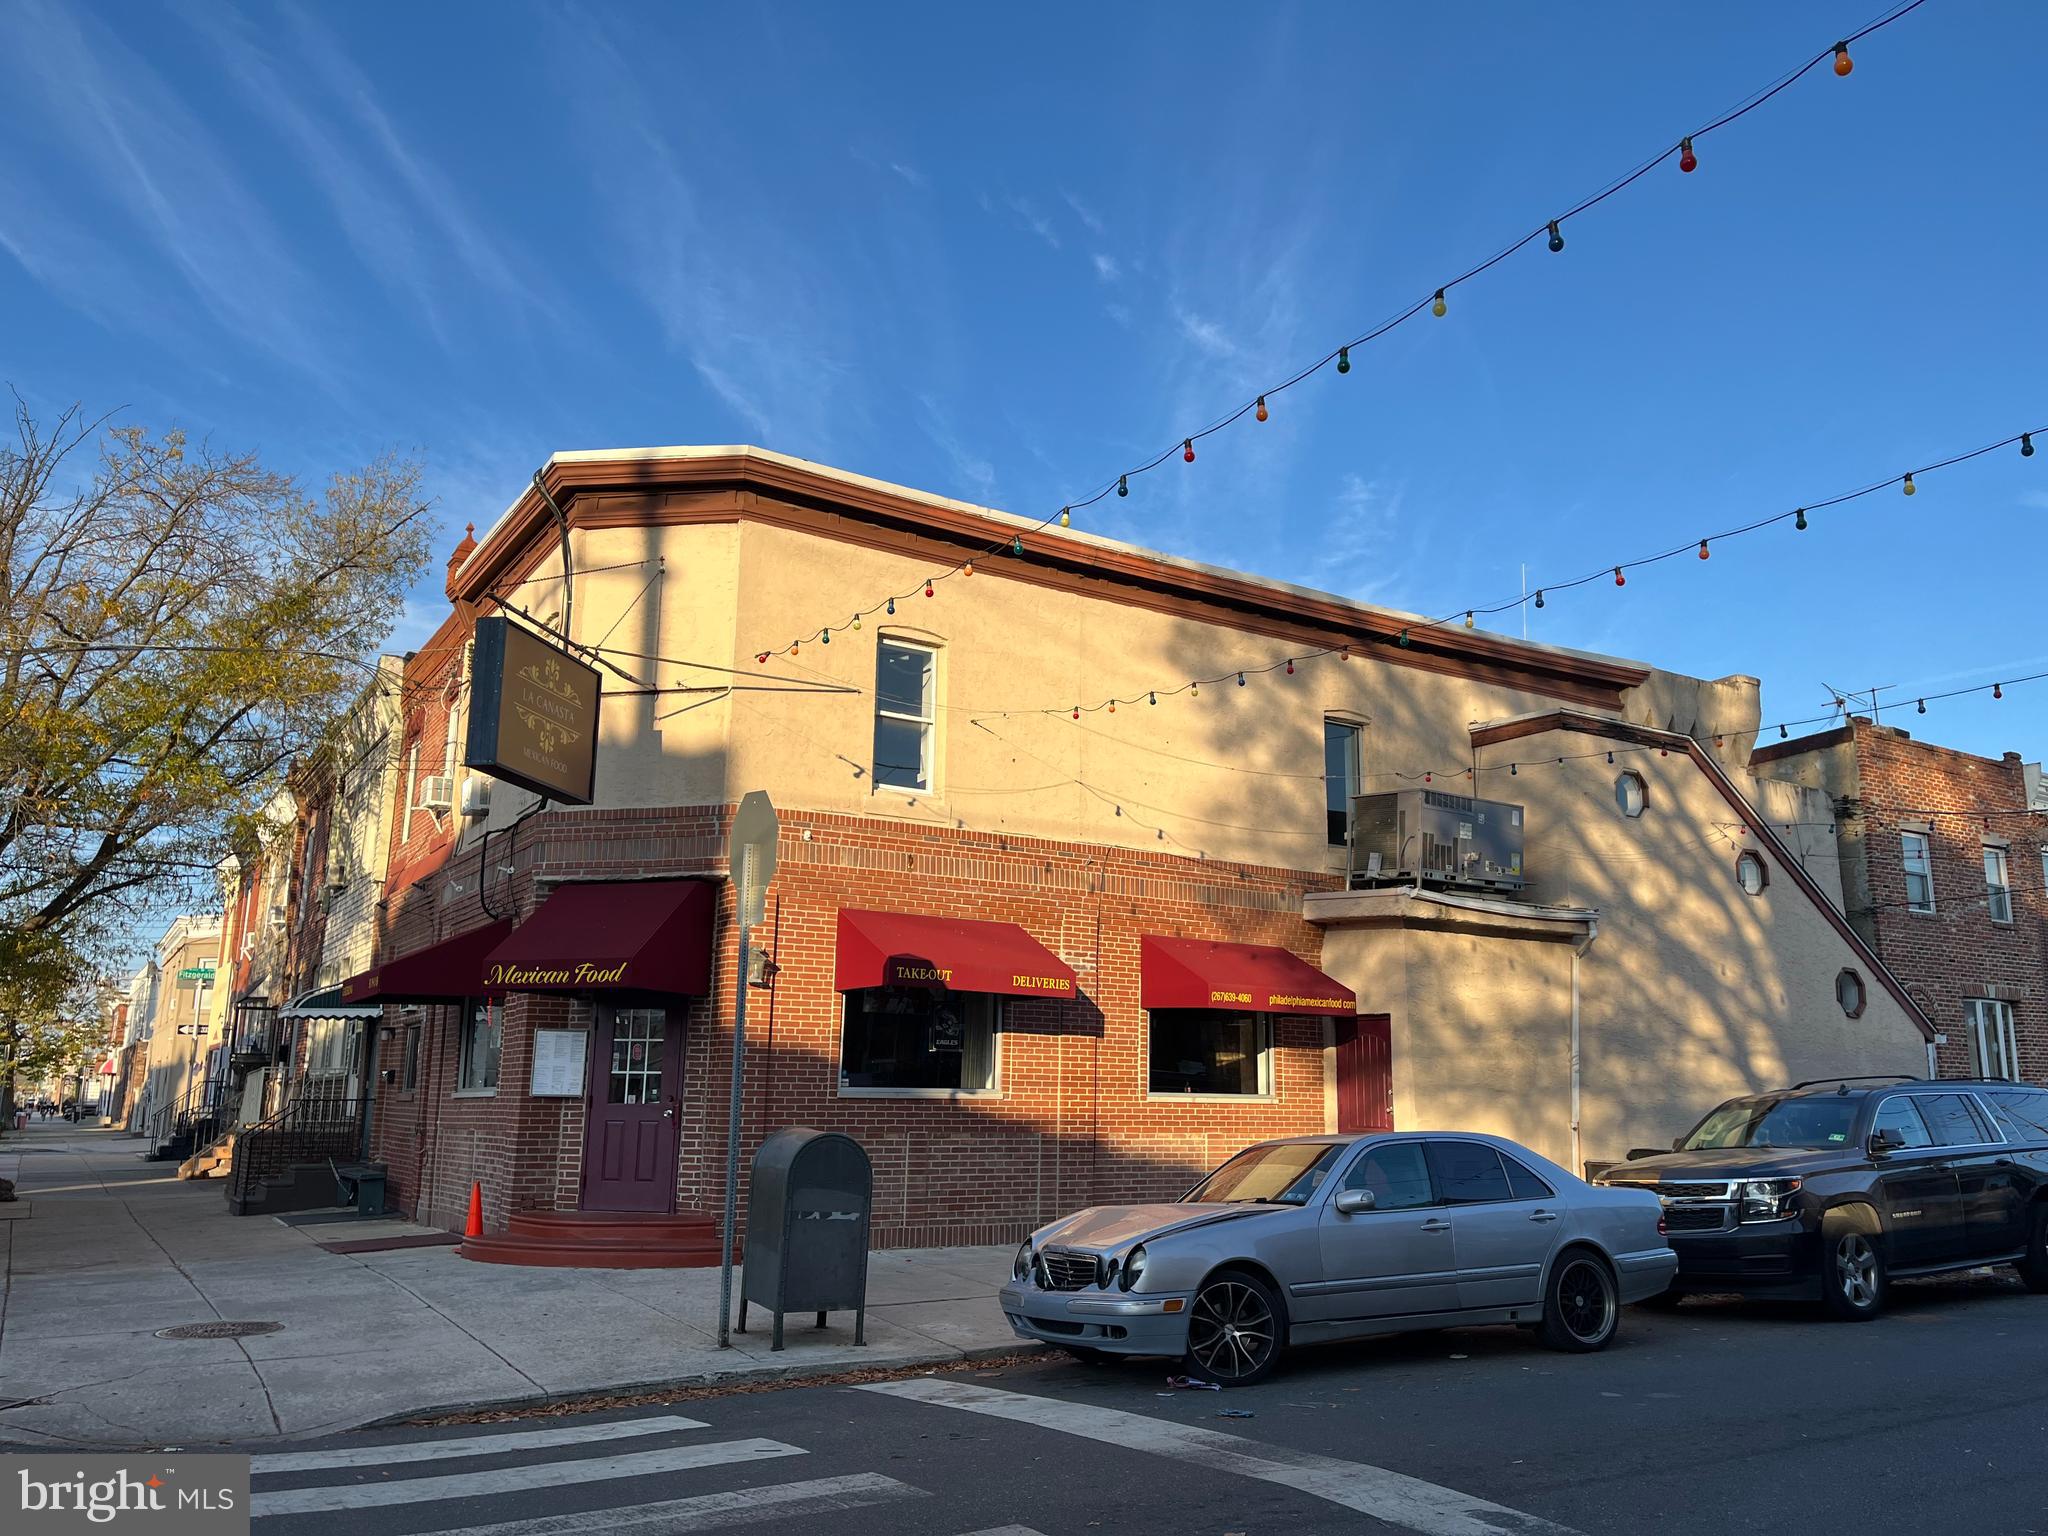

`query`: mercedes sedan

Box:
[1000,1132,1675,1384]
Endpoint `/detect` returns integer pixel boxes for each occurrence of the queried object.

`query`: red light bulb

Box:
[1698,539,1710,560]
[1285,659,1295,675]
[1833,43,1853,76]
[924,580,934,597]
[1678,137,1696,174]
[1614,567,1626,587]
[1993,683,2004,700]
[1183,439,1195,463]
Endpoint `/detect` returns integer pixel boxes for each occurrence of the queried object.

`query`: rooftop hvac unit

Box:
[417,774,455,813]
[1348,788,1525,893]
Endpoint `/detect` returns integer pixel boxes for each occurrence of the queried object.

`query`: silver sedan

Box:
[999,1131,1676,1384]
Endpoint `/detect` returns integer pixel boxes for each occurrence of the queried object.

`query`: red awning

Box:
[1139,935,1355,1016]
[835,908,1077,999]
[338,919,514,1005]
[482,879,715,995]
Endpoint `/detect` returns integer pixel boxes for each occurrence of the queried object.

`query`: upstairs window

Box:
[1901,832,1935,913]
[1984,846,2013,924]
[874,641,935,792]
[1966,998,2020,1081]
[1835,968,1866,1019]
[1614,772,1647,818]
[1735,850,1768,896]
[1324,721,1361,846]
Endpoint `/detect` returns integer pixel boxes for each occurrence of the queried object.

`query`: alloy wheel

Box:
[1835,1234,1879,1309]
[1557,1258,1616,1344]
[1187,1279,1275,1382]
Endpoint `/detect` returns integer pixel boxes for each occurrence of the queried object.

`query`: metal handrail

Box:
[226,1092,367,1209]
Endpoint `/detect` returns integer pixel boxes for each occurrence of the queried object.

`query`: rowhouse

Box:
[327,446,1932,1255]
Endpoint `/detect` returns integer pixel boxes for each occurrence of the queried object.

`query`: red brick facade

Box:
[1758,721,2048,1083]
[366,803,1344,1247]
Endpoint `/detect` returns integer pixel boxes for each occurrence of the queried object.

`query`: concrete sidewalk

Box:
[0,1120,1026,1449]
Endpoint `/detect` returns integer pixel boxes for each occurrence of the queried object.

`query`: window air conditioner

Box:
[460,776,491,819]
[418,775,455,813]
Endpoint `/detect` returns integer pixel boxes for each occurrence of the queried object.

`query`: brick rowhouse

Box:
[1757,719,2048,1083]
[330,445,1934,1253]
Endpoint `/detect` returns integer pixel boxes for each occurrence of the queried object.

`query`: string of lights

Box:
[746,0,1936,668]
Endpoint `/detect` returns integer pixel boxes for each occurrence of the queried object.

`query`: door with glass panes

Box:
[580,1005,683,1213]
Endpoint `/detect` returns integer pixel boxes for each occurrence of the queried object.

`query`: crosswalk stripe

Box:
[250,1415,710,1474]
[859,1379,1580,1536]
[251,1439,804,1517]
[291,1472,929,1535]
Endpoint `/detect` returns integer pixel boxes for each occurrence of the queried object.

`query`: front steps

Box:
[227,1161,361,1217]
[178,1131,237,1181]
[461,1208,737,1268]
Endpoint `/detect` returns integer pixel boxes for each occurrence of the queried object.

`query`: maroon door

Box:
[580,1005,684,1213]
[1335,1014,1393,1133]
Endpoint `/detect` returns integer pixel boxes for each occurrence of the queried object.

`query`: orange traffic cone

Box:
[464,1180,483,1238]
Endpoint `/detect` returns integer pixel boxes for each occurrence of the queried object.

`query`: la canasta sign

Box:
[465,616,601,805]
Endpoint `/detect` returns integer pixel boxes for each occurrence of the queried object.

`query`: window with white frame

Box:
[840,988,997,1094]
[1901,831,1935,913]
[1324,721,1362,846]
[1148,1009,1274,1097]
[873,640,936,792]
[307,1017,354,1077]
[1965,997,2021,1081]
[457,999,502,1092]
[1984,845,2013,924]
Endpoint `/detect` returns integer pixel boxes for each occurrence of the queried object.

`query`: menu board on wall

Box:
[530,1028,590,1098]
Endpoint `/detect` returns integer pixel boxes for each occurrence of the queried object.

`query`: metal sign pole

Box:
[716,846,753,1349]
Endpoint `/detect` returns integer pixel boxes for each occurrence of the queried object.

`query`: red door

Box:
[580,1005,683,1213]
[1335,1014,1392,1133]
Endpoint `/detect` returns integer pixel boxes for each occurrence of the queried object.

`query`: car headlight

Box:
[1013,1240,1033,1281]
[1738,1177,1802,1223]
[1119,1243,1148,1292]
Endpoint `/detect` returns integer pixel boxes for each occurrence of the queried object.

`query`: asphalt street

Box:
[214,1269,2048,1535]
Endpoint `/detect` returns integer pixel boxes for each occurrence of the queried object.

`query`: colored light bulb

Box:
[886,597,895,615]
[1779,724,1788,739]
[1917,699,1926,714]
[1424,772,1431,784]
[1183,439,1195,463]
[821,628,830,644]
[1993,683,2004,699]
[1464,611,1474,628]
[1678,136,1696,174]
[2023,434,2035,458]
[1547,221,1564,253]
[1072,707,1080,719]
[1116,478,1128,499]
[1108,700,1115,713]
[1510,762,1518,776]
[1336,346,1350,374]
[1534,589,1545,609]
[1606,752,1615,765]
[792,640,799,654]
[1833,43,1852,76]
[1012,534,1024,556]
[852,613,861,630]
[1614,567,1626,587]
[963,561,973,577]
[756,652,770,664]
[1698,539,1710,560]
[1794,508,1808,531]
[925,580,935,597]
[1398,628,1411,648]
[1149,692,1156,705]
[1285,659,1294,675]
[1191,681,1199,696]
[1902,473,1916,496]
[1255,396,1268,423]
[1236,672,1246,687]
[1432,289,1447,318]
[1062,504,1074,525]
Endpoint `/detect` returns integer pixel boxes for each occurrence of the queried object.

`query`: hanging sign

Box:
[465,616,601,804]
[530,1029,590,1098]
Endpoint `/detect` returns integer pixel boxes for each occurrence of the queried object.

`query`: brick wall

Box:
[1848,724,2048,1081]
[368,803,1343,1247]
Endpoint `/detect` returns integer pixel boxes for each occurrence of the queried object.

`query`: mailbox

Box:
[739,1127,872,1350]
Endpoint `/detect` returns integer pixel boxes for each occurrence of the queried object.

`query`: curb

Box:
[362,1341,1048,1430]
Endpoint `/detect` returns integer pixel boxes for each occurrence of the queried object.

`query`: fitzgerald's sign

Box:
[465,616,600,805]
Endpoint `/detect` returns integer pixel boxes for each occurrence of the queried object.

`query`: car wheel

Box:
[1183,1269,1283,1386]
[1539,1251,1620,1352]
[1821,1228,1887,1320]
[2016,1203,2048,1294]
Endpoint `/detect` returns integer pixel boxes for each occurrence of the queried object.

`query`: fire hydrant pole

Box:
[716,847,755,1349]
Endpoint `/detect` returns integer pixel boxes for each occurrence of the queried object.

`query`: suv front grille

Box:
[1662,1204,1730,1233]
[1656,1181,1739,1200]
[1038,1248,1101,1292]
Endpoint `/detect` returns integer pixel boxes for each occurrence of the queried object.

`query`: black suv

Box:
[1595,1077,2048,1319]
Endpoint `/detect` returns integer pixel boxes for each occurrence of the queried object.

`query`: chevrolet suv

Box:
[1595,1077,2048,1319]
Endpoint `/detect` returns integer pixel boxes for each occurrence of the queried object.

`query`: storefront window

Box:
[458,1000,501,1092]
[1148,1009,1273,1096]
[840,988,997,1094]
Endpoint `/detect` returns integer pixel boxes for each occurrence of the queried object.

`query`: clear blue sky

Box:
[2,1,2042,764]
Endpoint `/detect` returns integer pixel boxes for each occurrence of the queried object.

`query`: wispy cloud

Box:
[0,0,326,370]
[1007,196,1061,252]
[1061,190,1106,236]
[916,394,999,505]
[1091,252,1122,283]
[1174,307,1237,359]
[1105,302,1133,328]
[888,160,929,190]
[1315,474,1416,603]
